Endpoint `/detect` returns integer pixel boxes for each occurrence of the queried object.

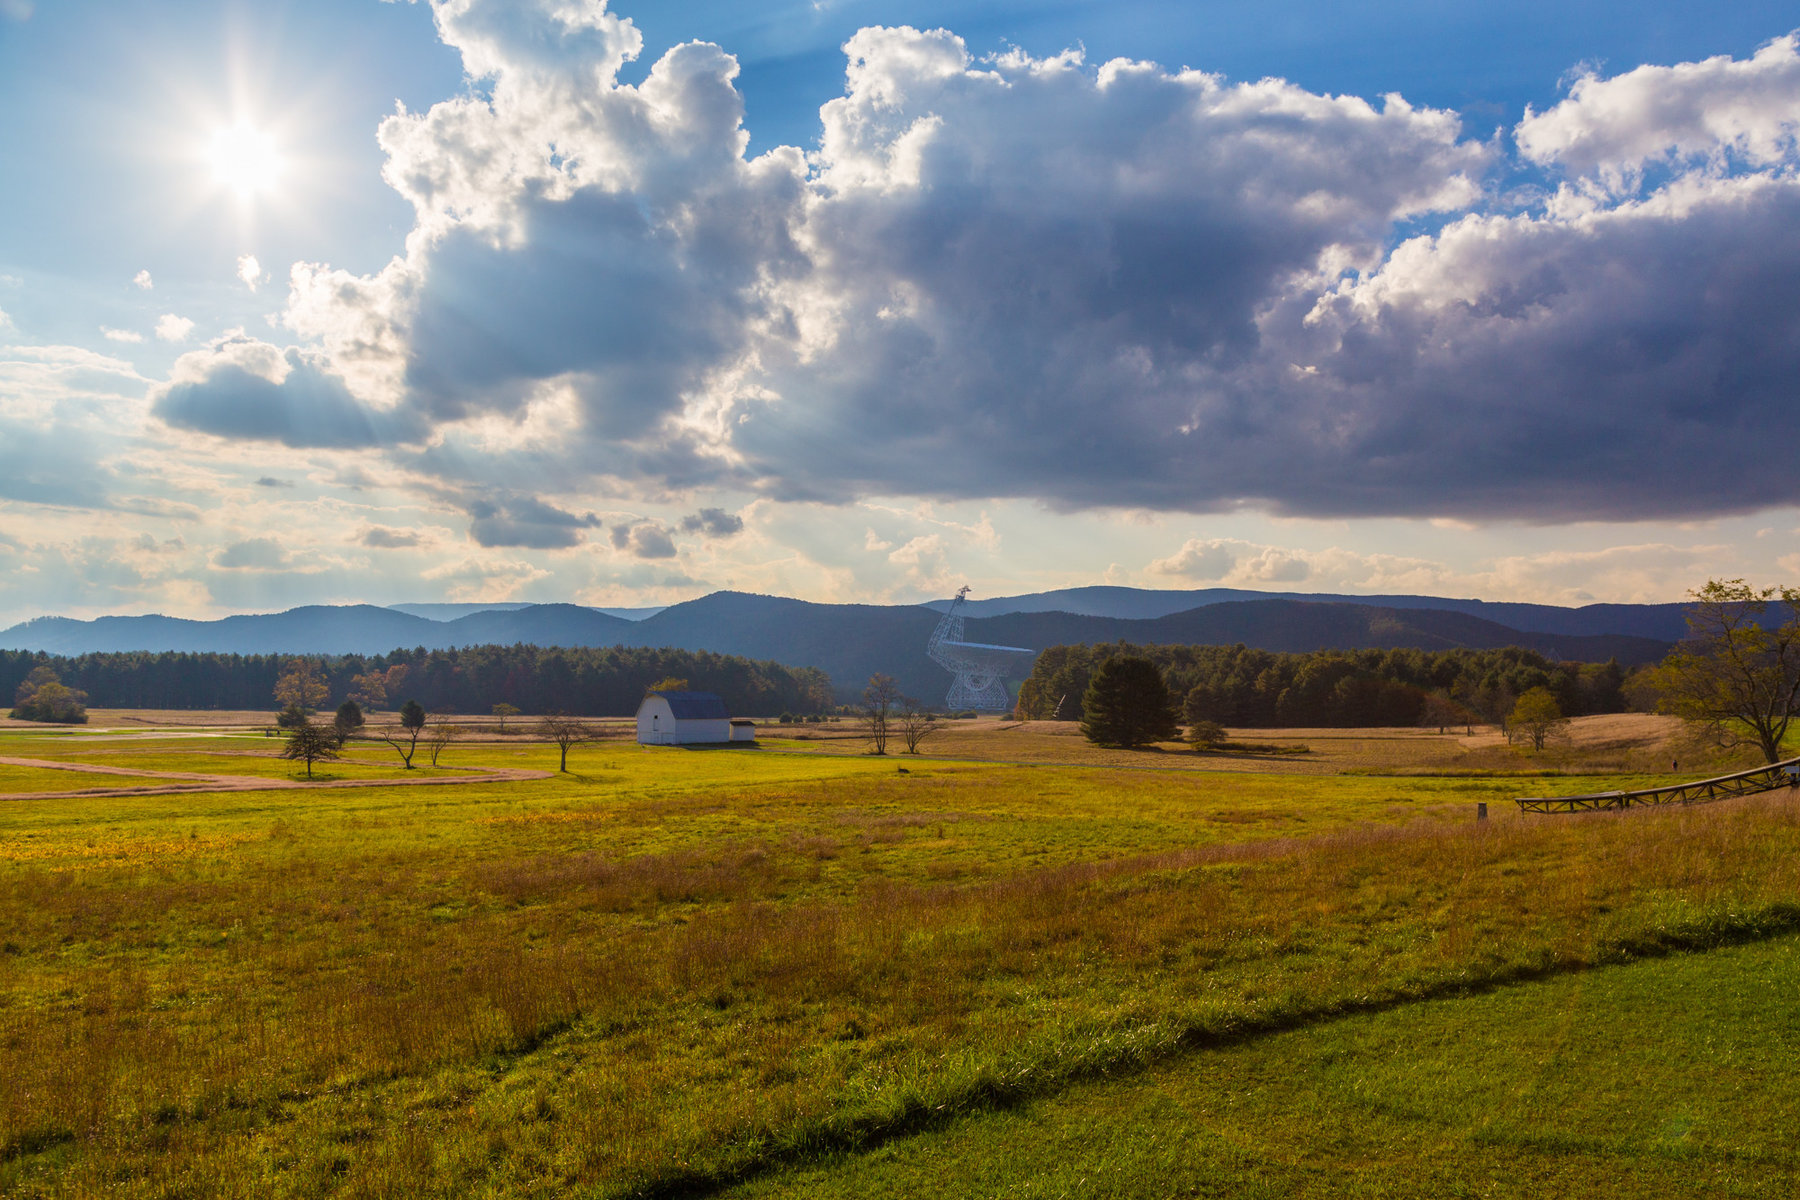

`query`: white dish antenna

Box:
[927,586,1038,711]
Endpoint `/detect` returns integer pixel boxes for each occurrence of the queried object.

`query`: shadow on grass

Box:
[633,901,1800,1200]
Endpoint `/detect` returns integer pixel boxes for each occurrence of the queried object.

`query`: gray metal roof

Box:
[652,690,730,720]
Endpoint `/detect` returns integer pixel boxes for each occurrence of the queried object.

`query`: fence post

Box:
[1476,802,1487,822]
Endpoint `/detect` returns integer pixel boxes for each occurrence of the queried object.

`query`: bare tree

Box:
[897,697,941,754]
[539,713,592,772]
[280,721,342,780]
[862,673,901,755]
[426,723,461,767]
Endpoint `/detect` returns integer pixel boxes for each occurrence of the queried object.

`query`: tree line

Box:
[1017,642,1627,728]
[0,644,835,717]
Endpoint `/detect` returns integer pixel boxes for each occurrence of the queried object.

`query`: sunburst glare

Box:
[207,123,283,198]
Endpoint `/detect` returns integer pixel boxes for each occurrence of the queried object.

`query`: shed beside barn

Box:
[635,691,738,745]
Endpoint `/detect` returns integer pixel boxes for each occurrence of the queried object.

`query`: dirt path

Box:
[0,755,556,801]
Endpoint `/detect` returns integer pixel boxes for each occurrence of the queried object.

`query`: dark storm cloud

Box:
[610,520,678,559]
[679,507,743,537]
[152,338,424,449]
[361,526,424,548]
[212,538,290,569]
[464,493,601,549]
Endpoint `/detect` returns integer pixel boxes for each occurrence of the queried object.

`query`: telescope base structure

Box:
[946,673,1012,712]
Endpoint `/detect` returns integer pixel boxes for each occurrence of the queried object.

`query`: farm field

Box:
[1,713,1796,1197]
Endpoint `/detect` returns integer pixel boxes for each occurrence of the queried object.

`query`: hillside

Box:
[925,585,1695,641]
[0,591,1675,702]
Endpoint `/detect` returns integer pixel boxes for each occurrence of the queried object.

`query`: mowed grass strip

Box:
[1,743,1797,1198]
[0,765,176,795]
[722,935,1800,1200]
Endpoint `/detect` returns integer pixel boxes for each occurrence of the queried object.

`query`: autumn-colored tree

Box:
[1419,689,1472,735]
[273,659,330,715]
[349,665,409,712]
[646,676,691,694]
[1653,579,1800,764]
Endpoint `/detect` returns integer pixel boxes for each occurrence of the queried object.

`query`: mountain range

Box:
[0,587,1683,703]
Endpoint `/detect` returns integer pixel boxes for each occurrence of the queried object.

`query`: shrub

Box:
[1187,720,1227,750]
[9,667,88,724]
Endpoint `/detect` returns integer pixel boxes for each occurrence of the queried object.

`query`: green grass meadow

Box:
[2,725,1797,1197]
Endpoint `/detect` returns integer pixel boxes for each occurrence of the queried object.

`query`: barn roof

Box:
[650,690,730,720]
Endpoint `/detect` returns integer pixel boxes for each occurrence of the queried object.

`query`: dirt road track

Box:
[0,755,556,801]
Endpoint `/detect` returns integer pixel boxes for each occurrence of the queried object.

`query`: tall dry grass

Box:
[3,796,1799,1196]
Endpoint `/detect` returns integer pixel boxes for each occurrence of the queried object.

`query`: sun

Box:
[207,123,283,198]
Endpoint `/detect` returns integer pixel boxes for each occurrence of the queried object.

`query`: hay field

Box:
[1,714,1796,1197]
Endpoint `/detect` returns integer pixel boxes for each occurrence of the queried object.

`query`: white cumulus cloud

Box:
[144,8,1800,528]
[154,314,195,342]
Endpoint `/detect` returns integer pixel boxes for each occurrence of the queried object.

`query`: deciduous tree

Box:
[1508,687,1569,751]
[10,667,88,724]
[1419,689,1471,736]
[279,721,341,779]
[862,673,900,754]
[897,697,941,754]
[539,713,591,772]
[1081,656,1177,747]
[491,702,520,731]
[273,659,330,715]
[426,723,460,767]
[1653,579,1800,764]
[381,699,428,769]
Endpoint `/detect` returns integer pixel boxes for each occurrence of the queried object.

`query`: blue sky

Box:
[2,0,1799,623]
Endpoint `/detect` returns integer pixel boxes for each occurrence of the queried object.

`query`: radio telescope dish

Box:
[927,586,1038,711]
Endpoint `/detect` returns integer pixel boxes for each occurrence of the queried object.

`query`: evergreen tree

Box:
[1081,656,1177,747]
[333,699,365,745]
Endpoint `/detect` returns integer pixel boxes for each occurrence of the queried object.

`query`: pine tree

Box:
[1080,656,1177,747]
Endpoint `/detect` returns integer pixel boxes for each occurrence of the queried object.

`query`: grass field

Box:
[2,713,1795,1197]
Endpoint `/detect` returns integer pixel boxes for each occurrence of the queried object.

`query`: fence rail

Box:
[1516,756,1800,814]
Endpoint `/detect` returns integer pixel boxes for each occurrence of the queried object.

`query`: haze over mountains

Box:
[0,588,1684,703]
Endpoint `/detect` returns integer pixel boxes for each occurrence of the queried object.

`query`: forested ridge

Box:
[0,645,835,717]
[1017,643,1629,727]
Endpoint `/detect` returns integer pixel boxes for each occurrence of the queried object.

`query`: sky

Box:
[2,0,1800,624]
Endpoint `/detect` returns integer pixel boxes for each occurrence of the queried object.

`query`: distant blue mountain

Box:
[924,586,1694,642]
[0,588,1681,702]
[388,602,664,621]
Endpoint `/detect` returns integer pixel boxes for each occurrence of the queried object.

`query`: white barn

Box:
[635,691,755,745]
